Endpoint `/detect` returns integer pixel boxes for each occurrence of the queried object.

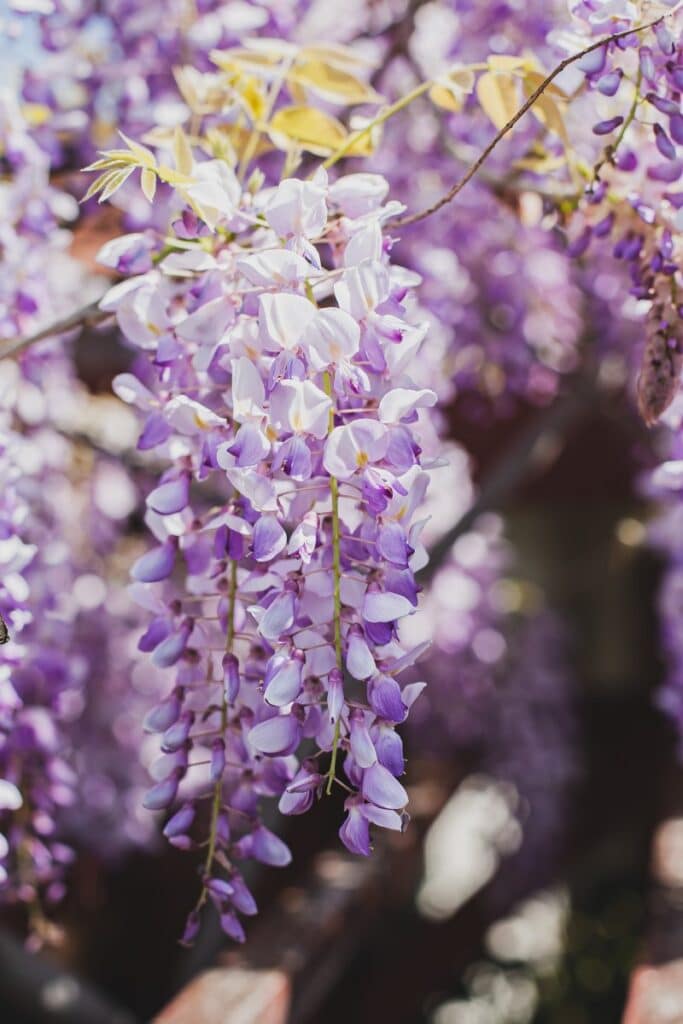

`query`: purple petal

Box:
[339,803,371,856]
[143,770,180,811]
[361,762,408,810]
[147,474,190,515]
[249,713,301,756]
[138,412,172,450]
[259,591,296,641]
[346,630,375,680]
[368,674,407,724]
[592,116,623,136]
[252,516,287,563]
[220,911,246,943]
[327,667,344,723]
[210,739,225,784]
[349,711,377,769]
[223,653,240,703]
[670,115,683,147]
[143,691,181,733]
[378,522,410,568]
[229,873,258,916]
[363,588,414,623]
[131,540,176,583]
[152,621,192,668]
[228,423,269,467]
[264,653,304,706]
[163,803,195,839]
[251,825,292,867]
[374,725,405,777]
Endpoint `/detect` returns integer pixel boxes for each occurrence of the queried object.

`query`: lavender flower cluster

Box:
[102,162,436,940]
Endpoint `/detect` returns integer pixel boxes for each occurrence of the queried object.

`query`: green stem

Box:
[200,558,237,900]
[321,79,432,172]
[322,370,343,795]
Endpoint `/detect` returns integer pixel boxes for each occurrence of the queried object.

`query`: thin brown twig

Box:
[0,299,110,360]
[389,6,680,229]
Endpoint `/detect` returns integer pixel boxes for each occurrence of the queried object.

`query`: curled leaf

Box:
[476,71,519,130]
[289,59,382,105]
[268,105,347,156]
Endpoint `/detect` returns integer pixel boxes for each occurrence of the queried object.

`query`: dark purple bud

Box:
[250,825,292,867]
[220,912,246,943]
[648,160,683,183]
[654,22,674,56]
[163,803,195,839]
[152,620,192,668]
[210,739,225,784]
[565,226,593,258]
[143,769,181,811]
[222,653,240,703]
[229,873,258,916]
[655,123,676,160]
[143,690,181,733]
[593,116,623,136]
[161,711,194,753]
[646,93,679,116]
[577,44,606,76]
[138,412,172,450]
[594,212,615,238]
[146,474,190,515]
[131,539,176,582]
[180,910,200,946]
[206,876,235,902]
[670,114,683,147]
[138,617,171,653]
[597,70,622,96]
[616,150,637,171]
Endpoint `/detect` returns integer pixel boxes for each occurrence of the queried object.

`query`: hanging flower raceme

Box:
[100,148,435,941]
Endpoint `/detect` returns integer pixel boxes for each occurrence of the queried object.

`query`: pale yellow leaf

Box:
[268,105,347,156]
[289,59,382,105]
[140,167,157,202]
[522,71,569,144]
[156,164,194,186]
[173,125,194,176]
[476,71,519,130]
[81,171,110,203]
[429,67,475,112]
[119,132,157,169]
[487,55,535,73]
[300,43,373,69]
[429,83,463,112]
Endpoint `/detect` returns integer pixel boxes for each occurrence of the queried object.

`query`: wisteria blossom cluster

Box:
[102,158,436,940]
[0,96,157,936]
[2,0,683,952]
